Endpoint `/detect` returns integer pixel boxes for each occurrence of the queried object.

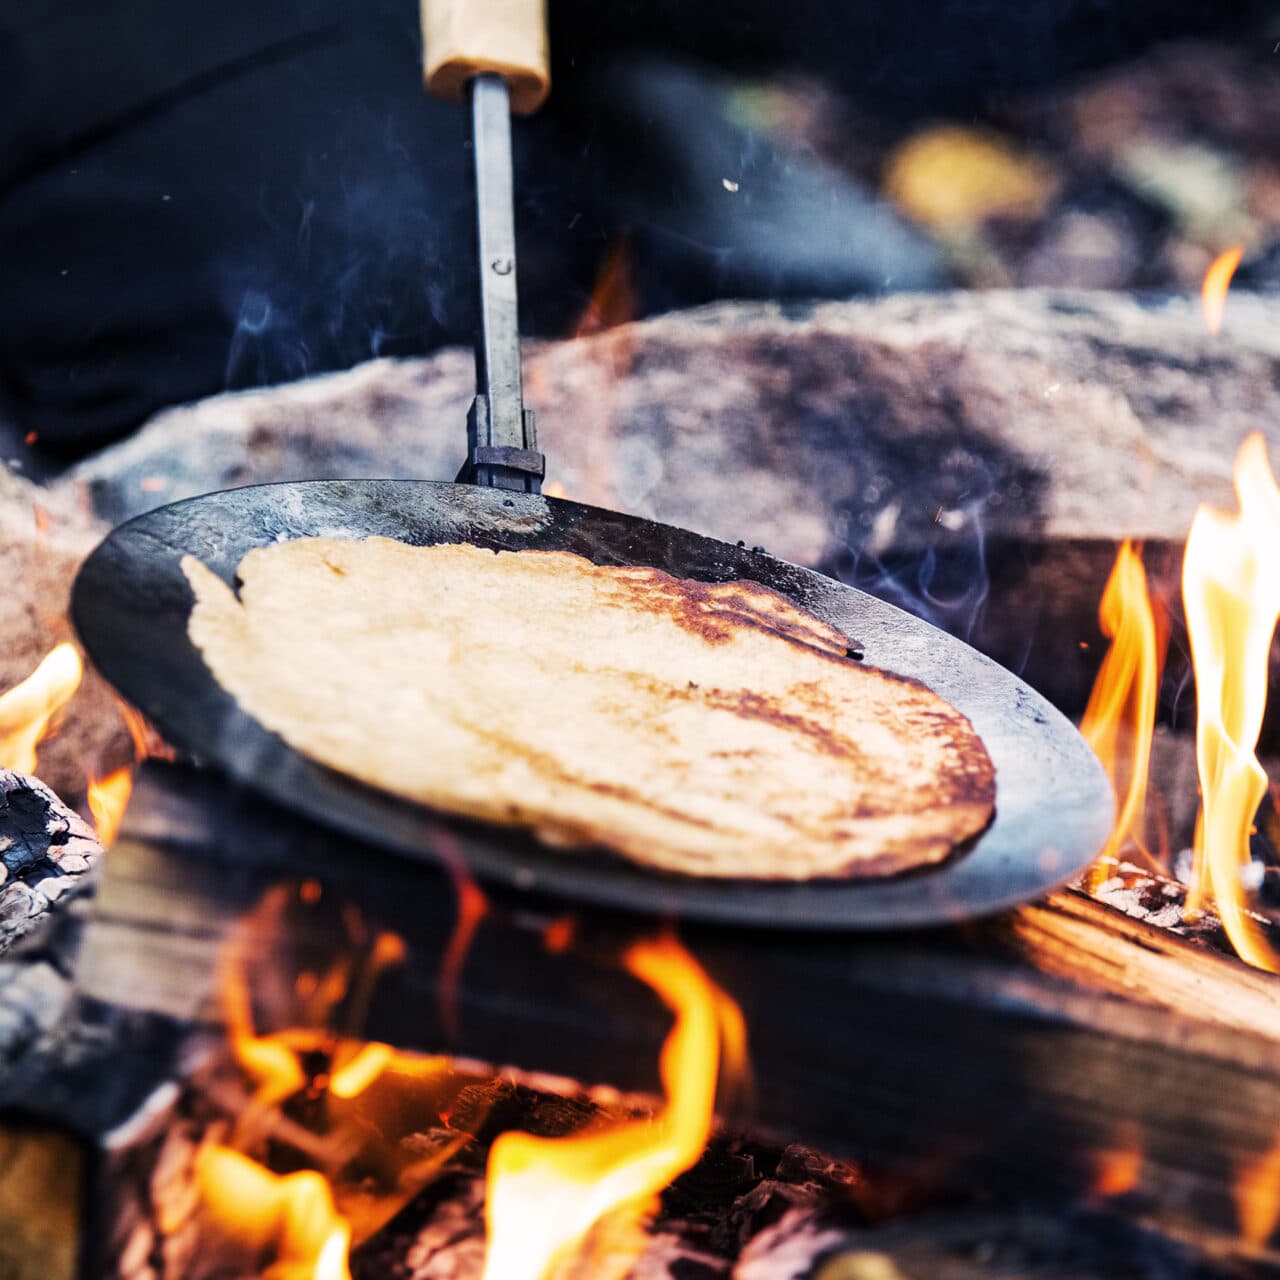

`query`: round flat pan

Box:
[71,480,1112,929]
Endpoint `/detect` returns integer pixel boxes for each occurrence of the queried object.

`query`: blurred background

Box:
[2,0,1278,461]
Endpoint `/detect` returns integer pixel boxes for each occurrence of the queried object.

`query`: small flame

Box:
[480,936,741,1280]
[0,644,84,775]
[573,238,636,338]
[87,766,133,846]
[1182,432,1280,971]
[1079,542,1162,887]
[1202,246,1243,335]
[1237,1135,1280,1247]
[433,833,489,1042]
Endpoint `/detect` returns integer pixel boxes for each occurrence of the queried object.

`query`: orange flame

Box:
[1237,1134,1280,1247]
[431,832,490,1042]
[480,936,742,1280]
[1079,542,1162,887]
[573,238,636,338]
[1091,1125,1142,1199]
[1182,432,1280,971]
[87,766,133,846]
[1202,245,1243,335]
[0,644,84,775]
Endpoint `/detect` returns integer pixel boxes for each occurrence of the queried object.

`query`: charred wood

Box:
[0,769,102,1067]
[17,759,1280,1272]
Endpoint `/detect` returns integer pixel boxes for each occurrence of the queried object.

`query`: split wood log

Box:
[10,759,1280,1277]
[59,289,1280,733]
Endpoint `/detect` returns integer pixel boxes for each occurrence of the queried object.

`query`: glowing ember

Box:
[0,644,84,775]
[1201,245,1243,335]
[480,936,740,1280]
[86,766,133,846]
[1091,1125,1142,1199]
[1079,541,1161,887]
[1182,432,1280,971]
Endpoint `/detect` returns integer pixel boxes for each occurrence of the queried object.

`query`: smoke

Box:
[843,500,994,648]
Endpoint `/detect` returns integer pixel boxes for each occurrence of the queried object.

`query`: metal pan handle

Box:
[421,0,549,493]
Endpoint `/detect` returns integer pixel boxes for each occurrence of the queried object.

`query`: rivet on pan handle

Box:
[421,0,549,493]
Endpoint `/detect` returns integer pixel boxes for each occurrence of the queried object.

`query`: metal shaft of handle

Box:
[465,74,542,492]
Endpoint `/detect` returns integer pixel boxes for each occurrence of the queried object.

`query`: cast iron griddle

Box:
[72,479,1112,929]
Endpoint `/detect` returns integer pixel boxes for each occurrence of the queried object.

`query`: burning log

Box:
[10,760,1280,1278]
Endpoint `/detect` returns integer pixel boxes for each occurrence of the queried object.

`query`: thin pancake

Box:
[182,538,995,880]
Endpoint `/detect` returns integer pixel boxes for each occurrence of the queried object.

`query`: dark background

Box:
[0,0,1273,455]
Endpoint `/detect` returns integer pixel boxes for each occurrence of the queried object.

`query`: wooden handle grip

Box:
[420,0,550,115]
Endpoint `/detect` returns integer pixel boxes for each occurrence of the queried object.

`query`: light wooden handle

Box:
[421,0,550,115]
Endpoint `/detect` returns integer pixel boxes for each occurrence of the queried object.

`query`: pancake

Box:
[182,538,995,879]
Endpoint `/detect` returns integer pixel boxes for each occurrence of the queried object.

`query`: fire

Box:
[1236,1134,1280,1247]
[199,887,475,1276]
[573,237,636,338]
[86,766,133,846]
[201,890,744,1280]
[1182,432,1280,971]
[1079,541,1162,887]
[480,935,741,1280]
[1091,1125,1142,1199]
[432,832,490,1041]
[1202,245,1243,335]
[195,1145,352,1280]
[0,643,84,774]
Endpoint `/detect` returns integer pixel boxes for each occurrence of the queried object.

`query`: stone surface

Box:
[0,466,132,802]
[65,289,1280,554]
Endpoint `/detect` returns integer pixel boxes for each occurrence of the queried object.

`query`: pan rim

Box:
[71,478,1113,929]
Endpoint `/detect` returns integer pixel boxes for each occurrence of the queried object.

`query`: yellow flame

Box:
[1079,542,1160,887]
[327,1042,396,1099]
[87,766,133,846]
[1202,245,1244,335]
[195,1145,352,1280]
[1183,432,1280,971]
[480,936,737,1280]
[0,644,83,774]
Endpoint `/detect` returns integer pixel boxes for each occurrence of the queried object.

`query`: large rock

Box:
[0,470,132,803]
[61,289,1280,721]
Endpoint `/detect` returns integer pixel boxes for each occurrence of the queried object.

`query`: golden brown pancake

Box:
[183,538,995,879]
